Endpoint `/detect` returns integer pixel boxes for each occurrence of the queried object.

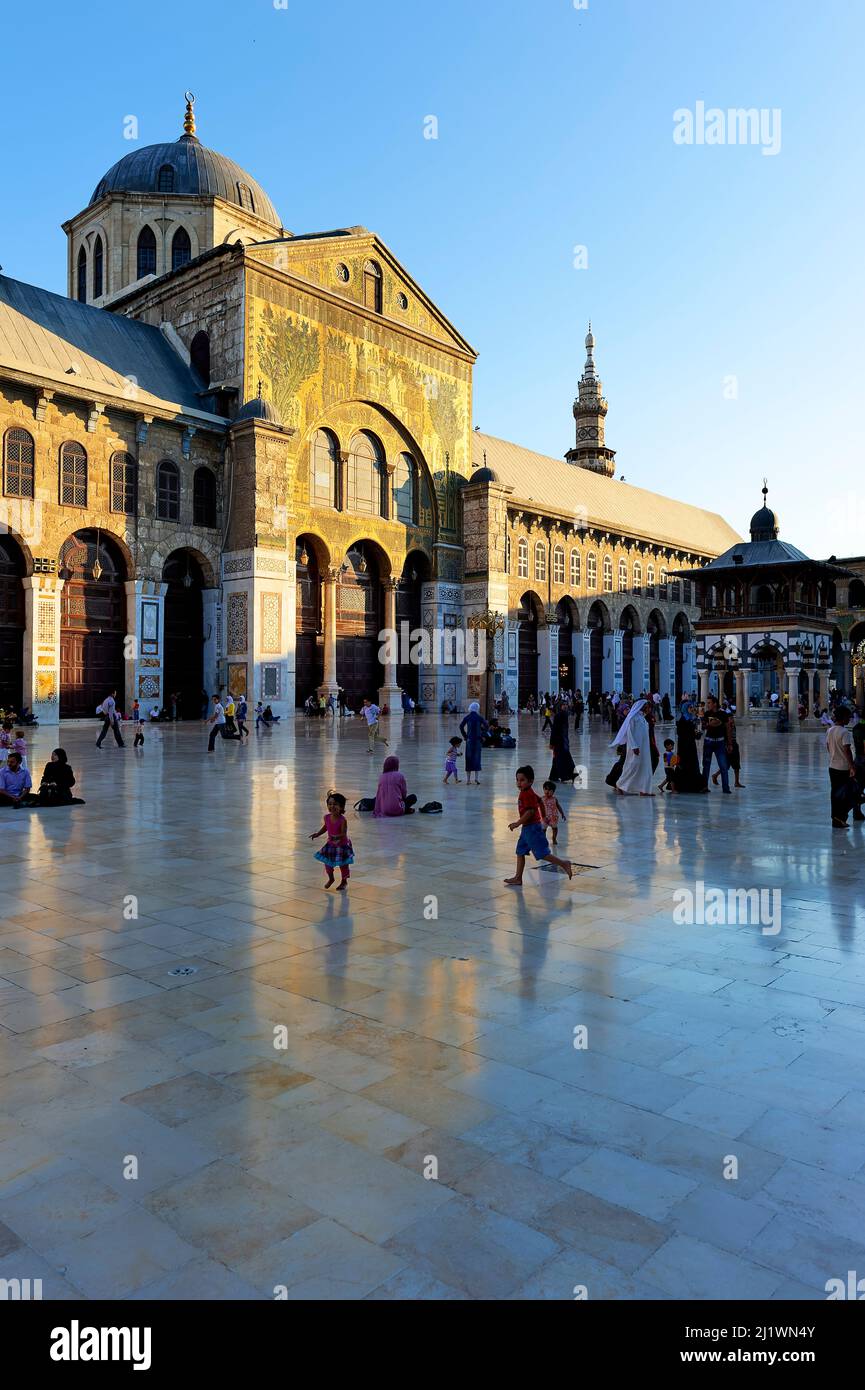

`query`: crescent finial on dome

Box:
[183,92,196,138]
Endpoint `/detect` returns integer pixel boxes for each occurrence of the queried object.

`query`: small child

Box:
[443,736,463,784]
[658,738,679,792]
[505,765,572,886]
[310,791,354,890]
[541,780,567,845]
[13,731,27,768]
[132,701,145,748]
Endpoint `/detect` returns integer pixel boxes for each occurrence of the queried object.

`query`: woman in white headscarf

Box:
[611,699,654,796]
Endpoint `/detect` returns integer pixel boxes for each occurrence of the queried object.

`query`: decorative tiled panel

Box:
[139,675,160,698]
[262,664,281,699]
[227,592,248,654]
[257,555,287,575]
[38,602,56,647]
[261,593,281,653]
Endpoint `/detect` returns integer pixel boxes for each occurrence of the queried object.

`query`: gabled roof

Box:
[0,275,222,422]
[471,432,740,557]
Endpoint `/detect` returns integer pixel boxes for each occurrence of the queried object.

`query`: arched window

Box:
[190,331,210,383]
[363,260,383,313]
[157,164,175,193]
[347,433,384,515]
[3,428,35,498]
[77,246,87,302]
[570,550,580,588]
[517,537,529,579]
[171,227,191,271]
[632,561,642,594]
[587,552,597,589]
[393,452,416,524]
[646,564,655,596]
[110,450,137,515]
[60,441,87,507]
[93,236,104,299]
[618,558,628,592]
[603,555,613,592]
[156,460,180,521]
[237,182,255,212]
[553,545,565,584]
[137,226,157,280]
[192,468,216,527]
[659,567,668,598]
[309,429,338,508]
[534,541,547,582]
[505,532,511,573]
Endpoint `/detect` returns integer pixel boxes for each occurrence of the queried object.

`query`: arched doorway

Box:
[556,598,579,692]
[162,551,205,718]
[397,550,430,701]
[672,613,690,702]
[752,643,783,699]
[59,530,127,718]
[337,541,385,709]
[619,605,640,695]
[518,592,543,708]
[647,609,667,693]
[587,600,611,694]
[295,535,325,705]
[0,535,25,711]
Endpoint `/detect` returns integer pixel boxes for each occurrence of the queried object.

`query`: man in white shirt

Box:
[360,697,388,754]
[96,690,125,748]
[827,706,858,828]
[208,694,227,752]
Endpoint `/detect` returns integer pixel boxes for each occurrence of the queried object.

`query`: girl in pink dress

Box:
[310,792,355,889]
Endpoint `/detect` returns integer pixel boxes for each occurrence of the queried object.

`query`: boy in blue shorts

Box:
[505,765,573,886]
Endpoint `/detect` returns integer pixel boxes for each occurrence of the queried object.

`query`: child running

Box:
[541,780,566,846]
[310,791,354,890]
[443,736,463,784]
[505,765,572,886]
[658,738,678,792]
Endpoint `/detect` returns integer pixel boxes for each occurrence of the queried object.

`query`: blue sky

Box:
[3,0,862,555]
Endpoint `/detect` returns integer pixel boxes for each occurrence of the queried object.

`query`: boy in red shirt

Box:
[505,765,573,886]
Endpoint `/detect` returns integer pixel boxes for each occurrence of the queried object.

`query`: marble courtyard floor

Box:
[0,711,863,1301]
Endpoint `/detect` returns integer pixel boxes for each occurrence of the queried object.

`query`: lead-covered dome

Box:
[749,483,780,542]
[89,96,281,229]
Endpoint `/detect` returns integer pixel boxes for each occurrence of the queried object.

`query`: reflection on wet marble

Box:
[1,711,864,1299]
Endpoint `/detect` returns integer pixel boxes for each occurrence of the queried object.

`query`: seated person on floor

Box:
[0,752,32,806]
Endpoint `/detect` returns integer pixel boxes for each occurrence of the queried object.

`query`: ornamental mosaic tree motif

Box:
[256,305,321,425]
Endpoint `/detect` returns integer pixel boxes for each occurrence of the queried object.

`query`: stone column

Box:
[841,641,852,696]
[734,669,746,714]
[378,577,403,716]
[22,575,64,726]
[318,565,340,699]
[817,669,830,711]
[785,668,799,731]
[202,588,219,702]
[548,622,560,695]
[698,669,710,704]
[536,624,552,698]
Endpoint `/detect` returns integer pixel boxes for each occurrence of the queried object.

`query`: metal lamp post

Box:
[467,608,505,720]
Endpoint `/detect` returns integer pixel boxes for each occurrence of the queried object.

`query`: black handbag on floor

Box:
[418,801,443,813]
[354,798,376,812]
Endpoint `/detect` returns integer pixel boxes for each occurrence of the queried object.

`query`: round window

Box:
[336,263,350,283]
[396,291,408,310]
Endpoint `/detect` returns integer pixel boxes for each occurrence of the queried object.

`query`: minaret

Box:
[565,323,616,477]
